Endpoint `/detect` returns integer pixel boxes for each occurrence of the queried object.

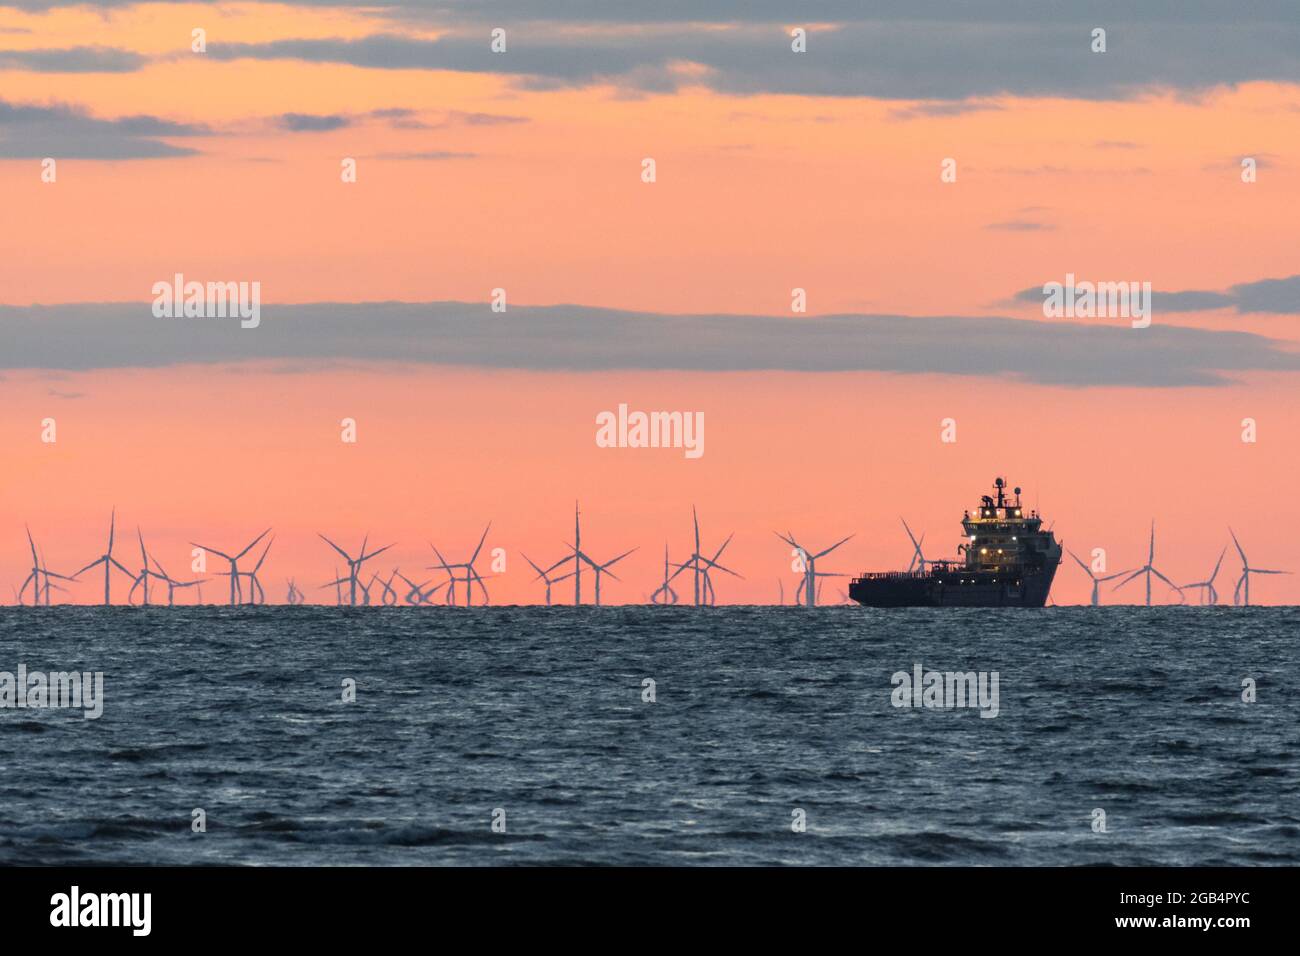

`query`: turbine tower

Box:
[76,509,136,604]
[1183,547,1228,606]
[1067,549,1131,606]
[775,530,853,607]
[1229,528,1291,606]
[190,529,272,606]
[1113,522,1182,606]
[318,534,393,606]
[573,501,582,604]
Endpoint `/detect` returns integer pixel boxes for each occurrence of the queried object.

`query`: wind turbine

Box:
[76,509,136,604]
[233,536,274,604]
[20,528,77,606]
[1229,528,1291,606]
[318,534,393,606]
[395,570,450,606]
[672,507,741,605]
[286,579,304,605]
[1113,522,1182,606]
[650,545,680,606]
[775,531,853,608]
[523,553,575,606]
[1183,547,1228,606]
[190,529,271,606]
[900,519,930,573]
[147,553,206,607]
[567,542,636,607]
[127,528,170,606]
[374,570,400,606]
[429,523,492,606]
[1066,549,1131,606]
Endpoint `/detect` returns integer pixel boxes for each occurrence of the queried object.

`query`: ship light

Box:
[970,535,976,542]
[980,548,987,554]
[1015,510,1021,516]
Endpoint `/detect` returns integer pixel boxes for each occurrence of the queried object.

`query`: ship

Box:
[849,478,1061,607]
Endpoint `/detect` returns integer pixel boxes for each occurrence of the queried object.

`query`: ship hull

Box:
[849,564,1057,608]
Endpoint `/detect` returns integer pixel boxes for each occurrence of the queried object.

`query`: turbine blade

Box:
[191,543,233,561]
[814,534,854,559]
[469,522,492,564]
[236,528,272,560]
[360,543,394,564]
[318,534,353,562]
[1228,527,1247,565]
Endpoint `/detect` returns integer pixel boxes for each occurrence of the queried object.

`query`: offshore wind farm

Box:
[6,488,1292,608]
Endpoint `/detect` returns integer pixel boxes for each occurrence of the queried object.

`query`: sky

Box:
[1,1,1297,605]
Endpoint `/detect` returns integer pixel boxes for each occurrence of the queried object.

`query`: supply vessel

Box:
[848,478,1060,607]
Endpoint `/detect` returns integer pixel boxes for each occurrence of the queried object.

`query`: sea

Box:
[0,606,1296,866]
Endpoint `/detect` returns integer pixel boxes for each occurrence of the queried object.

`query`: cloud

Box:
[1012,274,1300,315]
[2,301,1297,388]
[182,7,1300,101]
[277,112,351,132]
[0,46,144,72]
[985,219,1053,232]
[888,101,1004,120]
[371,150,476,160]
[8,3,1300,101]
[0,99,207,159]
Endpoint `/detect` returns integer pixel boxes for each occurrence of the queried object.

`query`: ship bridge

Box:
[959,478,1054,573]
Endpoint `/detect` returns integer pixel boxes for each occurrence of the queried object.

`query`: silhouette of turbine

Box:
[565,540,636,607]
[650,544,680,606]
[1113,522,1182,606]
[190,529,272,606]
[775,530,853,608]
[318,534,393,606]
[395,570,450,606]
[127,528,171,606]
[76,509,136,605]
[1229,528,1291,606]
[429,523,492,606]
[523,553,575,606]
[147,553,206,607]
[669,507,741,606]
[900,518,931,573]
[1067,549,1131,606]
[1183,547,1228,606]
[20,527,76,606]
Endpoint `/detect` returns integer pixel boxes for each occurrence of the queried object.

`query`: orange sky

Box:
[2,2,1297,604]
